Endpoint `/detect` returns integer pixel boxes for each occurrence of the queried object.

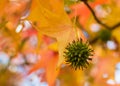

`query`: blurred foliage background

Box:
[0,0,120,86]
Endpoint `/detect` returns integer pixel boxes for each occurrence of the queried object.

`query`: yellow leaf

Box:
[0,0,7,17]
[48,42,58,52]
[0,0,7,10]
[112,27,120,43]
[26,0,86,67]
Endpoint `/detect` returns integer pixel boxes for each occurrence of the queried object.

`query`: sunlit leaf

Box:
[26,0,86,67]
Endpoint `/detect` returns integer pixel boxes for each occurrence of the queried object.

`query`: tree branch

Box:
[81,0,120,44]
[111,22,120,30]
[82,1,111,29]
[82,0,120,30]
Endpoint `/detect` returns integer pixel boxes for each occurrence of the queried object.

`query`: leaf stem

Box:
[72,1,79,39]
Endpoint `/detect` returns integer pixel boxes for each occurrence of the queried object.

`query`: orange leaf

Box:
[28,49,59,86]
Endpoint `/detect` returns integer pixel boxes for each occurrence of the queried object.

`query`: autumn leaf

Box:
[26,0,86,67]
[28,49,59,86]
[48,42,58,52]
[0,0,7,16]
[58,67,85,86]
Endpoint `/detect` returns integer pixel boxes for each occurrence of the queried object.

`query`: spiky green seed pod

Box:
[64,39,93,70]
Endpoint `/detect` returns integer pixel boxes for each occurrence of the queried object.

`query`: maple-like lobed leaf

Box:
[26,0,86,67]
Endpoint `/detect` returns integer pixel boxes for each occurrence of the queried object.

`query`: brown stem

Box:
[82,1,120,30]
[82,1,111,29]
[82,0,120,44]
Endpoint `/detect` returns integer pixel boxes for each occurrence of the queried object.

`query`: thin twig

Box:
[90,37,99,44]
[82,1,110,29]
[82,1,120,30]
[81,0,120,44]
[111,22,120,30]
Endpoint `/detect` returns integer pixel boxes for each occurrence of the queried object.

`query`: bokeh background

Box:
[0,0,120,86]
